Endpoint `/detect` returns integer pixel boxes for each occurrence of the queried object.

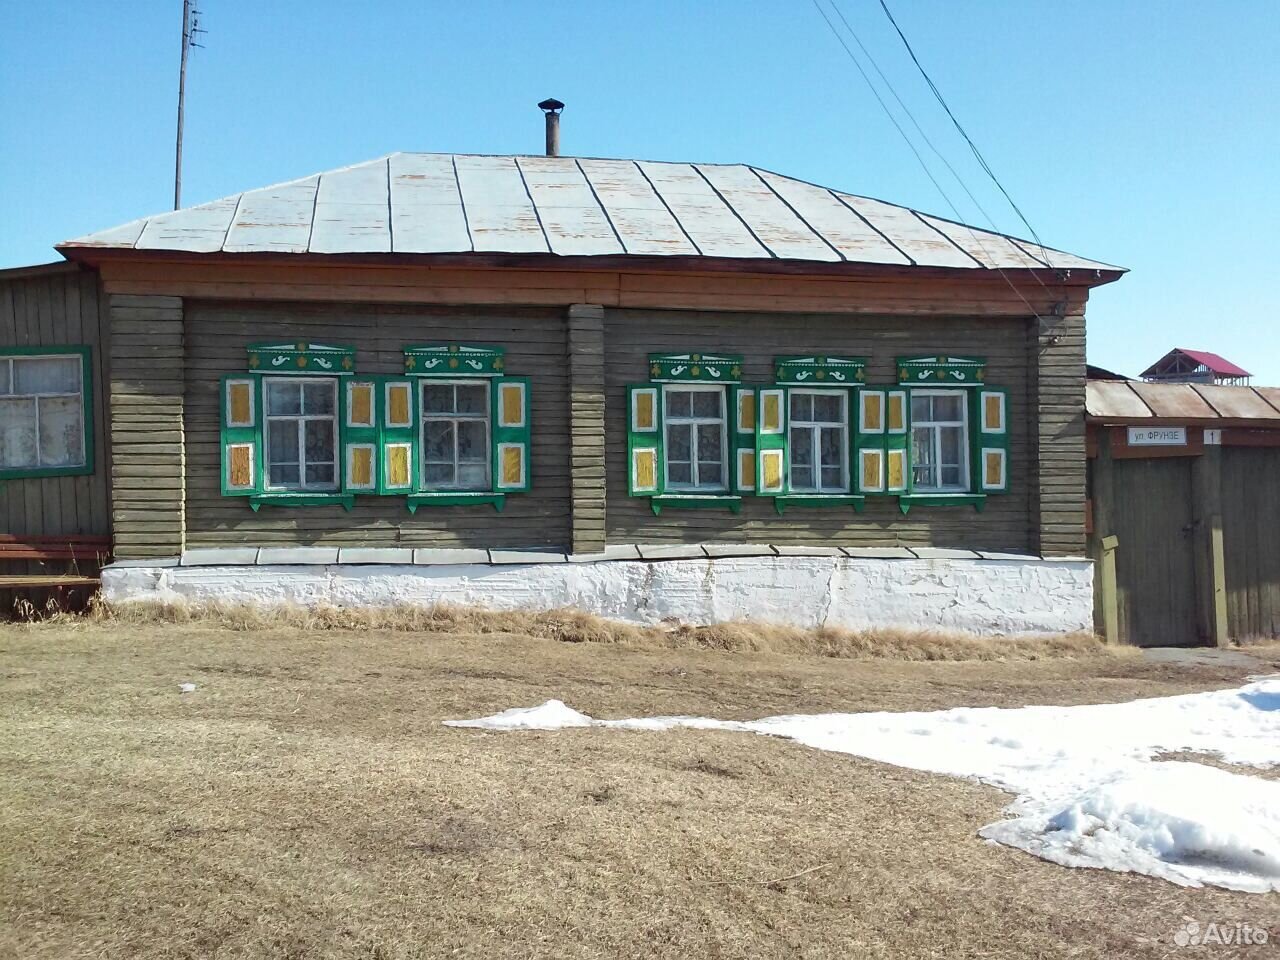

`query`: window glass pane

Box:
[821,465,843,489]
[941,465,962,487]
[305,462,335,486]
[456,420,488,461]
[696,423,722,463]
[940,426,963,468]
[267,380,302,416]
[424,421,453,462]
[912,424,936,488]
[666,461,690,485]
[911,395,933,422]
[791,464,813,489]
[665,390,692,419]
[0,360,10,395]
[790,427,812,465]
[268,421,299,464]
[666,423,691,462]
[455,383,488,415]
[0,397,37,467]
[790,392,811,422]
[699,460,722,486]
[424,462,453,485]
[423,383,453,414]
[37,396,83,466]
[820,426,842,467]
[812,393,842,423]
[270,463,299,486]
[15,357,78,395]
[304,419,334,466]
[934,394,963,421]
[303,381,334,416]
[691,390,721,419]
[457,463,488,489]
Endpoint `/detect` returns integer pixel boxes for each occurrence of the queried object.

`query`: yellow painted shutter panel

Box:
[887,449,906,491]
[738,391,755,432]
[351,447,373,487]
[761,391,782,433]
[228,382,252,426]
[388,384,411,427]
[634,448,657,491]
[501,445,524,486]
[860,449,883,491]
[886,392,906,432]
[387,445,410,487]
[228,444,253,489]
[985,450,1004,488]
[350,383,373,426]
[761,449,784,492]
[862,392,883,432]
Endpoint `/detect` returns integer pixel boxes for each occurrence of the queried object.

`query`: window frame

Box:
[661,383,728,493]
[787,387,849,494]
[910,388,970,493]
[0,345,94,480]
[419,378,493,493]
[262,375,340,493]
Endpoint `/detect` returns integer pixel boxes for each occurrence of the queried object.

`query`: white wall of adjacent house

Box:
[101,554,1094,636]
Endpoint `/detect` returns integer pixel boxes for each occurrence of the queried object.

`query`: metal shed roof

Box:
[1087,381,1280,424]
[59,153,1123,274]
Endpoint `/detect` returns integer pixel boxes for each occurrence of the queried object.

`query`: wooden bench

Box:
[0,534,112,562]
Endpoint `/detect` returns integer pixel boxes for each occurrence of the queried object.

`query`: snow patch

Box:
[447,677,1280,892]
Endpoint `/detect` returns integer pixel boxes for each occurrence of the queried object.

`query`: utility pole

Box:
[174,0,205,210]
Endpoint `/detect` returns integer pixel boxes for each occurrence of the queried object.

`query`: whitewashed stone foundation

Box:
[102,554,1094,636]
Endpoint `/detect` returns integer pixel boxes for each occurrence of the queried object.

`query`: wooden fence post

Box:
[1193,437,1230,646]
[1100,534,1120,644]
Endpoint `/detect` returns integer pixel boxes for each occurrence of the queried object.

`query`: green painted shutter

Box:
[343,378,379,495]
[627,384,663,497]
[220,374,261,497]
[730,385,756,494]
[755,386,788,496]
[971,386,1010,493]
[853,387,886,494]
[379,378,417,494]
[493,376,531,493]
[885,387,912,494]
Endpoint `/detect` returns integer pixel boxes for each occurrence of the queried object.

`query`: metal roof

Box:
[1087,381,1280,423]
[1140,348,1252,379]
[59,153,1123,274]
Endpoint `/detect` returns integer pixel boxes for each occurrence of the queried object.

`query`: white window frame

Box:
[420,378,491,492]
[263,376,339,492]
[787,388,849,493]
[910,388,969,493]
[661,383,728,492]
[0,352,87,471]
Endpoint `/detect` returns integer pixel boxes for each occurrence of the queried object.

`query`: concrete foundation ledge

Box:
[102,554,1094,636]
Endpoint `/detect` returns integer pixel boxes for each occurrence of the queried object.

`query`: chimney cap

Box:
[538,98,565,114]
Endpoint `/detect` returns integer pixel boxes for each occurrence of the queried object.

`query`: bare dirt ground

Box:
[2,620,1278,959]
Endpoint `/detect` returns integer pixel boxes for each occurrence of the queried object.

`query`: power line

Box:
[876,0,1051,264]
[808,0,1050,321]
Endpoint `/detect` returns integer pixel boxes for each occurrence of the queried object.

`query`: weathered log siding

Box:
[603,308,1035,552]
[0,268,112,540]
[182,302,570,549]
[1032,312,1087,556]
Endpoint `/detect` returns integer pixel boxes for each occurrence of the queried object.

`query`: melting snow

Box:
[446,679,1280,892]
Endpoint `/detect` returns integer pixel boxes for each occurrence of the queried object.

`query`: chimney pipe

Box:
[538,98,564,157]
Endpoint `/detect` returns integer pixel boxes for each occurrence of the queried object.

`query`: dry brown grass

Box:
[76,599,1130,663]
[0,619,1270,960]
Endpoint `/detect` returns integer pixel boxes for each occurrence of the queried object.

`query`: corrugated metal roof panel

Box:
[754,171,909,265]
[1086,381,1152,419]
[1130,383,1218,419]
[309,158,391,254]
[1191,385,1280,420]
[59,152,1125,274]
[388,154,472,254]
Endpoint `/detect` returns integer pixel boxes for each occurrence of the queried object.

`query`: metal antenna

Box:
[174,0,206,210]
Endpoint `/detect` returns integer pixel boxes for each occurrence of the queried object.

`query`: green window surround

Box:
[0,345,95,481]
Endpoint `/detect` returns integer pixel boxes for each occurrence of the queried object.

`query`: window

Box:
[911,390,968,491]
[0,350,89,475]
[789,390,847,492]
[663,385,726,491]
[264,377,338,490]
[421,380,491,491]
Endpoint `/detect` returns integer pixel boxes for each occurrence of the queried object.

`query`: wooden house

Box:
[4,150,1125,632]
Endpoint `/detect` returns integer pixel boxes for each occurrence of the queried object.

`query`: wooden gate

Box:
[1090,436,1199,646]
[1222,446,1280,638]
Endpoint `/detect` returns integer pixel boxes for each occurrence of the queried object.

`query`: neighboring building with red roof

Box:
[1140,348,1251,386]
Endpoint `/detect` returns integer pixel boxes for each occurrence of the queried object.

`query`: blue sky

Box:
[3,1,1277,383]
